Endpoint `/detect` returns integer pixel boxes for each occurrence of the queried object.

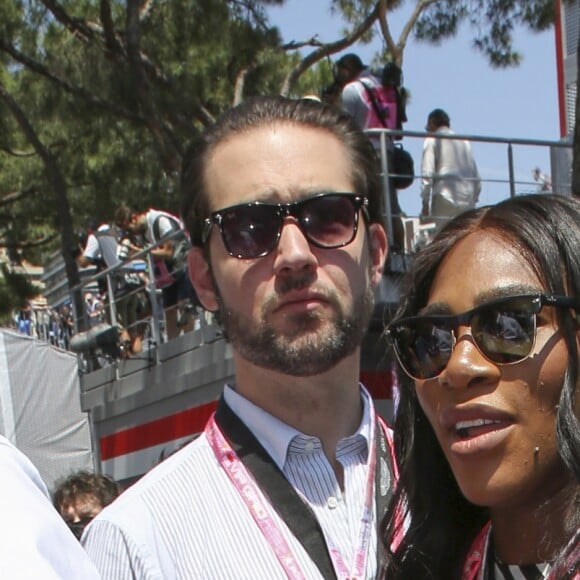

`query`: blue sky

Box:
[267,1,563,216]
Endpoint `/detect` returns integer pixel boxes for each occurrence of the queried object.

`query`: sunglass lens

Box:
[472,307,535,364]
[301,195,356,247]
[392,321,454,380]
[221,205,280,258]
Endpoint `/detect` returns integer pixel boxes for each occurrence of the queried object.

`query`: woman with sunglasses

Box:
[382,194,580,579]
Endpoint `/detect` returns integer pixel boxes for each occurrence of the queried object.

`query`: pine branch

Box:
[279,2,380,96]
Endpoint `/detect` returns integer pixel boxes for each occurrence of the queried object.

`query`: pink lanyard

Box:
[205,413,378,580]
[462,522,491,580]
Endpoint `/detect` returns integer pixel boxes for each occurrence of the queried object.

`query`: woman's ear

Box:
[368,223,388,287]
[188,247,219,312]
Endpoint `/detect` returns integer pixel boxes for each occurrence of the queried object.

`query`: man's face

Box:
[60,494,102,524]
[189,123,387,376]
[124,213,142,234]
[335,64,354,86]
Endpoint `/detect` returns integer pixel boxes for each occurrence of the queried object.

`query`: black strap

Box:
[359,81,388,129]
[214,396,395,579]
[214,398,336,579]
[375,418,395,573]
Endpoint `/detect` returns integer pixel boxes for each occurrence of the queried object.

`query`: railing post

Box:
[379,131,394,250]
[146,253,163,346]
[106,272,118,328]
[508,143,516,198]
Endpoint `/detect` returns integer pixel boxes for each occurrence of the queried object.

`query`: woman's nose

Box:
[438,327,501,390]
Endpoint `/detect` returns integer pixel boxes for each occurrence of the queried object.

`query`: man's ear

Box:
[368,223,388,287]
[188,247,219,312]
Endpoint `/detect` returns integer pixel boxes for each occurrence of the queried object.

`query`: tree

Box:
[0,0,571,309]
[279,0,556,96]
[0,0,298,309]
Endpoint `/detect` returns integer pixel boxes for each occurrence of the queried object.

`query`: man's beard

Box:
[213,272,375,377]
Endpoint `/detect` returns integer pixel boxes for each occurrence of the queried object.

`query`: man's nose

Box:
[272,219,318,275]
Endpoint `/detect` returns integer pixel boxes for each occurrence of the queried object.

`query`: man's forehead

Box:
[204,122,353,208]
[210,121,340,151]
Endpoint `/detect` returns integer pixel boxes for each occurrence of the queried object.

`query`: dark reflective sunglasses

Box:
[386,294,578,381]
[203,193,368,259]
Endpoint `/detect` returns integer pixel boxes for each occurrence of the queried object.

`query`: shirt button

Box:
[304,441,315,452]
[327,497,338,509]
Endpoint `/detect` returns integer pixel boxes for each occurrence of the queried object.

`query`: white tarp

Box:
[0,329,94,492]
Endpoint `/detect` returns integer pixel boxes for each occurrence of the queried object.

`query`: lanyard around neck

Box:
[206,397,394,579]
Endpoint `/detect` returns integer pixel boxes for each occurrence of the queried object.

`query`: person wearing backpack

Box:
[335,53,407,251]
[115,205,197,340]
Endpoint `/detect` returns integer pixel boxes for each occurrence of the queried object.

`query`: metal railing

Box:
[70,228,202,370]
[64,128,573,366]
[368,128,573,256]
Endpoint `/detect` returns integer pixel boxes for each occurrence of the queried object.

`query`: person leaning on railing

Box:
[114,205,196,340]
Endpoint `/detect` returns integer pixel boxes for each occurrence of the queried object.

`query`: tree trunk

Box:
[0,82,85,328]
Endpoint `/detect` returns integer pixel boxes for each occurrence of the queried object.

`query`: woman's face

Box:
[415,230,573,513]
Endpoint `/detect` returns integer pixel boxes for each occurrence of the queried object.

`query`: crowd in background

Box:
[11,302,75,350]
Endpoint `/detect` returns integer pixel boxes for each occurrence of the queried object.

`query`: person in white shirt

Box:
[420,108,481,229]
[0,435,100,579]
[82,96,399,579]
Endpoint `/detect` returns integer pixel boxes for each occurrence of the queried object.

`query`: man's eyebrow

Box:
[224,187,338,206]
[420,283,543,316]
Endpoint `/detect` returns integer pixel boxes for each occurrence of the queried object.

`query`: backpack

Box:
[360,80,399,132]
[151,213,191,275]
[360,62,408,136]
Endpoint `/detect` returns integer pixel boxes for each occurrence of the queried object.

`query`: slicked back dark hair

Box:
[382,194,580,579]
[180,96,384,247]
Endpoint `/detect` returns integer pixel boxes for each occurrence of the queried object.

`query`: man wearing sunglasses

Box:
[83,96,396,579]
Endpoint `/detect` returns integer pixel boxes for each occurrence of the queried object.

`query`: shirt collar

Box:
[223,384,375,471]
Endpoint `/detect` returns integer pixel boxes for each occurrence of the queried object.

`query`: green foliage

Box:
[0,0,562,282]
[292,59,337,99]
[414,0,555,68]
[0,263,41,318]
[0,0,299,269]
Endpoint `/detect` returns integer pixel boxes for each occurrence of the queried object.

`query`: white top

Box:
[82,223,111,261]
[82,385,388,579]
[341,69,381,131]
[421,126,481,208]
[0,435,100,579]
[341,69,396,155]
[144,209,182,244]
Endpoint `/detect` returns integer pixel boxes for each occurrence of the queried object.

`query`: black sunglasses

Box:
[203,193,368,259]
[386,294,578,381]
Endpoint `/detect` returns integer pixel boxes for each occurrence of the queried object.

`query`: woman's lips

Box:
[449,420,514,455]
[440,406,515,455]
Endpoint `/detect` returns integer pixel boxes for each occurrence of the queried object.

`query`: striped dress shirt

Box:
[82,385,390,579]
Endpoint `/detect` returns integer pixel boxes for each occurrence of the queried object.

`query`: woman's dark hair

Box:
[180,95,384,247]
[382,194,580,579]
